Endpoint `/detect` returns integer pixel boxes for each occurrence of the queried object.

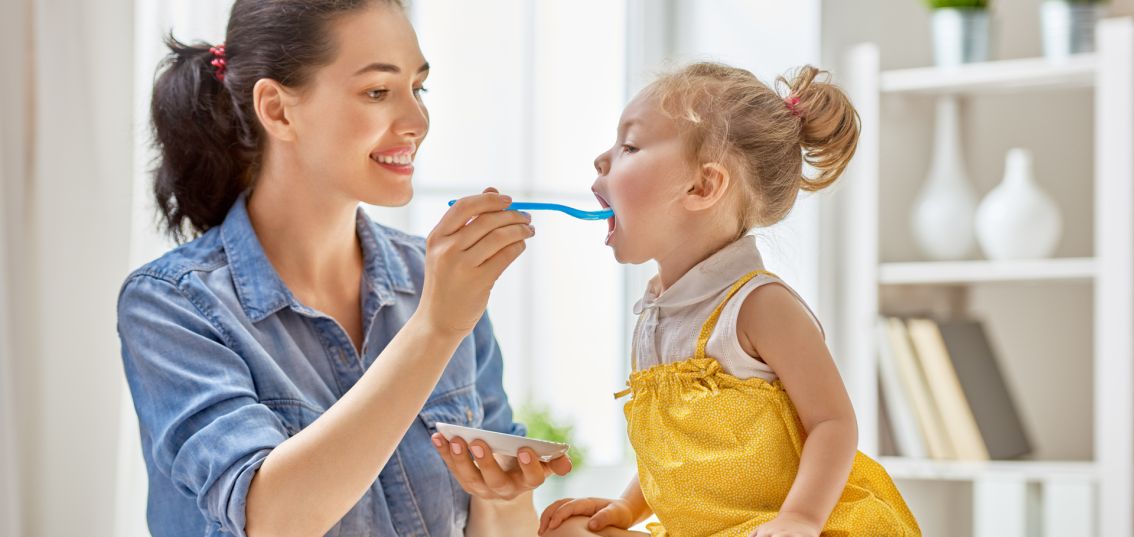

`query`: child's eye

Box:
[366,89,389,101]
[622,144,639,154]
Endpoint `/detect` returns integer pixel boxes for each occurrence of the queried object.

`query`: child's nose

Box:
[593,153,609,176]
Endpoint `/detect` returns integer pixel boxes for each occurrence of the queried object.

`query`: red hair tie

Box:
[209,44,227,82]
[785,95,803,118]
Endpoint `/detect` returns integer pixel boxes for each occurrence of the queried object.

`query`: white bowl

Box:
[434,422,569,463]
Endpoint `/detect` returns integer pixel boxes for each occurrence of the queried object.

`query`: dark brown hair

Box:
[151,0,403,242]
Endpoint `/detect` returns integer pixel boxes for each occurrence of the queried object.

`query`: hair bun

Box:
[779,65,860,192]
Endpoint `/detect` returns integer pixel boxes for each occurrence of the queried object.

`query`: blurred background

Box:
[3,0,1134,536]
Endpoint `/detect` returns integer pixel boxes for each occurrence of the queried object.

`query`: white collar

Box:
[633,235,765,315]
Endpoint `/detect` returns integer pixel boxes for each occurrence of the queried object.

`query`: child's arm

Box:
[537,474,652,534]
[737,284,858,535]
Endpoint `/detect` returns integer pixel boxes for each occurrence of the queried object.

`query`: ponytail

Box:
[151,35,251,242]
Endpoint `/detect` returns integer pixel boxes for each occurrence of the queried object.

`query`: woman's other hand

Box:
[431,433,572,502]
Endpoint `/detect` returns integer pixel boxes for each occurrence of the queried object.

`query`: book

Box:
[876,318,928,458]
[906,318,990,460]
[935,319,1032,460]
[882,317,956,459]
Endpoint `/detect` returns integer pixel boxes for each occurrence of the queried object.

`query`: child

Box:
[538,63,920,537]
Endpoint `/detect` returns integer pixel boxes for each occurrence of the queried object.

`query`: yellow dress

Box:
[617,270,920,537]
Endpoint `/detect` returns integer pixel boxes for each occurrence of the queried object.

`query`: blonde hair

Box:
[647,62,860,234]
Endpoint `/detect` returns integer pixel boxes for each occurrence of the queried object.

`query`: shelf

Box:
[879,456,1098,482]
[878,257,1097,285]
[880,54,1097,96]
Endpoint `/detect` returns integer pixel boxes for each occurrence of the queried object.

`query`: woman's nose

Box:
[393,92,429,140]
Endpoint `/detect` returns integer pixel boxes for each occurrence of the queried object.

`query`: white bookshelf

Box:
[879,258,1097,285]
[834,18,1134,537]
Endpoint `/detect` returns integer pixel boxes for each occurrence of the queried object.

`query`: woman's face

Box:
[288,2,429,207]
[591,90,692,264]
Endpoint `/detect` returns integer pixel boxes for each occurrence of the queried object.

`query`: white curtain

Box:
[0,0,31,533]
[0,0,138,535]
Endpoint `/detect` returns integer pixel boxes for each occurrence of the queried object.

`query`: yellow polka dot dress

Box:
[618,270,920,537]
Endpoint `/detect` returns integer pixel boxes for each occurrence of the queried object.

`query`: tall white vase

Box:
[975,148,1063,260]
[912,96,978,261]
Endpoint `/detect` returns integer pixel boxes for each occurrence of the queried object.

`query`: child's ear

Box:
[253,78,299,142]
[682,162,731,211]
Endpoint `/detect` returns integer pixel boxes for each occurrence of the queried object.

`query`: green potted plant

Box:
[1041,0,1108,58]
[923,0,991,66]
[516,403,587,506]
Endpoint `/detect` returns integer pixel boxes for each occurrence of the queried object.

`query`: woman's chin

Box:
[360,183,414,208]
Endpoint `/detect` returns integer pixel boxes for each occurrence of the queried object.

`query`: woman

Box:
[117,1,569,536]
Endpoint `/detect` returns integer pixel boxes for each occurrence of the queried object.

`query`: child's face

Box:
[591,91,693,264]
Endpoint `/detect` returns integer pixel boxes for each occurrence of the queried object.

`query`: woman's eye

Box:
[366,89,389,100]
[413,86,429,98]
[622,144,639,154]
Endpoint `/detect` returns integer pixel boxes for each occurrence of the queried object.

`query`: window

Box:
[371,0,633,467]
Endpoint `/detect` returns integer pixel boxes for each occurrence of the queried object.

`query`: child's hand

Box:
[750,512,821,537]
[538,497,635,535]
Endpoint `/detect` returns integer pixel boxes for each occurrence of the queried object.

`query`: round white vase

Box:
[975,148,1063,260]
[912,96,978,261]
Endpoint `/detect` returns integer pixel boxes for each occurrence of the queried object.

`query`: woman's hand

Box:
[538,496,636,535]
[417,187,534,337]
[749,512,821,537]
[431,433,572,502]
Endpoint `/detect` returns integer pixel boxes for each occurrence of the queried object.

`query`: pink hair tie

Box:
[209,44,227,82]
[785,95,803,118]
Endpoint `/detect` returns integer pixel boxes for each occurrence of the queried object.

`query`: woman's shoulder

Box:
[124,227,228,288]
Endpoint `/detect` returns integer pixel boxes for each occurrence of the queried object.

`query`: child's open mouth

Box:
[594,192,616,244]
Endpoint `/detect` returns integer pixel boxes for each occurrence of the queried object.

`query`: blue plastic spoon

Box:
[447,200,613,221]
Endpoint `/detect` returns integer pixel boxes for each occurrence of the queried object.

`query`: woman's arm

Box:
[245,192,535,537]
[737,284,858,534]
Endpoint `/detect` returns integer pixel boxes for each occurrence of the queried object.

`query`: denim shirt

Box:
[117,194,524,537]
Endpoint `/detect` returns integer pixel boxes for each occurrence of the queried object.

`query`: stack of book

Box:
[875,316,1032,461]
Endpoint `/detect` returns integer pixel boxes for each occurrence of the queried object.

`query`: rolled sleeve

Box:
[471,313,526,437]
[118,275,287,536]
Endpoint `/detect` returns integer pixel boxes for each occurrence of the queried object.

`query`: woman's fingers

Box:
[466,222,535,267]
[453,209,532,251]
[516,448,546,488]
[545,453,573,477]
[431,434,493,498]
[434,191,512,237]
[466,440,513,493]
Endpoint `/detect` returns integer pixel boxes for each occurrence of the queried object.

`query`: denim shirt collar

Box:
[220,192,415,322]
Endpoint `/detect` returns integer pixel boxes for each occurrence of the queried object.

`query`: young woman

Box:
[117,1,568,536]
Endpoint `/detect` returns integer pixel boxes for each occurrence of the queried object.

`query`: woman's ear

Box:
[253,78,298,142]
[682,162,731,211]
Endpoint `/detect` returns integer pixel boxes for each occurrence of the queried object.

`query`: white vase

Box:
[1041,0,1105,60]
[912,97,978,261]
[932,8,991,67]
[975,148,1063,260]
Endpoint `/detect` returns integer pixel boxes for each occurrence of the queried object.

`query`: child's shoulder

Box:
[735,278,824,359]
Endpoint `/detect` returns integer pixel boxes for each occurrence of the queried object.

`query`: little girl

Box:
[538,63,919,537]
